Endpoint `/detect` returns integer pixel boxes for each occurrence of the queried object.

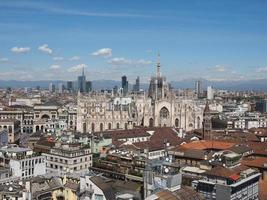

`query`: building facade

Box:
[43,143,92,174]
[0,145,46,180]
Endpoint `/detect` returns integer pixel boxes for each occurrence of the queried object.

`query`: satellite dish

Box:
[9,187,13,192]
[165,157,169,162]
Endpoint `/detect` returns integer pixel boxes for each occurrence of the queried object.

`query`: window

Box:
[149,118,154,127]
[175,118,179,127]
[91,123,95,132]
[160,107,169,118]
[100,123,103,131]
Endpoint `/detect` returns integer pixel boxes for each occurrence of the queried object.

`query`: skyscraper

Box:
[121,75,128,96]
[67,81,74,93]
[49,83,55,93]
[207,86,214,100]
[86,81,92,93]
[195,80,202,98]
[133,76,140,92]
[77,67,86,93]
[58,83,64,94]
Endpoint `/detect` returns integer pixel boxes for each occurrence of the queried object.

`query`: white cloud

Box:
[0,71,33,80]
[257,67,267,73]
[11,46,30,53]
[92,48,112,57]
[0,57,8,62]
[38,44,52,54]
[208,65,227,72]
[69,56,80,61]
[49,64,60,70]
[108,57,152,66]
[108,57,132,65]
[67,64,87,72]
[136,59,152,65]
[53,57,63,61]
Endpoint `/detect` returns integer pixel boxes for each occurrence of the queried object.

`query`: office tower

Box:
[49,83,55,93]
[77,67,86,93]
[195,80,202,98]
[67,81,74,93]
[133,76,140,92]
[86,81,92,93]
[207,86,214,100]
[121,75,128,96]
[58,83,64,94]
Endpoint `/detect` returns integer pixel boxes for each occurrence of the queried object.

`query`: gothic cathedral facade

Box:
[77,56,204,133]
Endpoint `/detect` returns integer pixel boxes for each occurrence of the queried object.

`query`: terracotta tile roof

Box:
[181,140,235,150]
[241,157,267,169]
[134,141,165,152]
[248,142,267,156]
[103,129,151,140]
[112,127,182,151]
[249,128,267,137]
[210,131,260,143]
[169,146,208,160]
[205,164,250,179]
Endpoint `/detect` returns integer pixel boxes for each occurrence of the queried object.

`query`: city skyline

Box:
[0,0,267,83]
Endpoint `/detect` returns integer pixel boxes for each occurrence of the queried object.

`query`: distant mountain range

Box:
[0,78,266,91]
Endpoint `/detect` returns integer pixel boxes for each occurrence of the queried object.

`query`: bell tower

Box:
[203,101,212,140]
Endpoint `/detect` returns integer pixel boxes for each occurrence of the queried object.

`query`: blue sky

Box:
[0,0,267,82]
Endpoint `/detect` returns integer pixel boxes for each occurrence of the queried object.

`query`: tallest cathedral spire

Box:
[157,53,161,78]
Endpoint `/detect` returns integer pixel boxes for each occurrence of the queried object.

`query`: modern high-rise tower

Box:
[195,80,202,98]
[207,86,214,100]
[77,67,86,93]
[121,75,128,96]
[67,81,74,93]
[133,76,140,92]
[49,83,55,93]
[86,81,92,93]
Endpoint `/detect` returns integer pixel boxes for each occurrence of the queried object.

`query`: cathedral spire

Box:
[157,53,161,78]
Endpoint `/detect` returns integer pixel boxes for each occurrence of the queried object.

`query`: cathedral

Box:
[77,56,204,133]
